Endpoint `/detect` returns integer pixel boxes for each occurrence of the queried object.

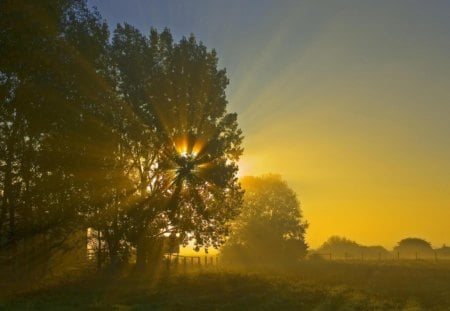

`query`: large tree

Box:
[1,1,243,273]
[110,25,243,269]
[222,175,308,268]
[0,0,123,271]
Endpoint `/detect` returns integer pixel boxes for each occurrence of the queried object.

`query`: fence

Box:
[164,253,220,271]
[312,251,450,262]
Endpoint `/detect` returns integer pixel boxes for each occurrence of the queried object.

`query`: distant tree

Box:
[316,236,361,258]
[315,236,389,259]
[394,237,433,258]
[222,175,308,268]
[436,244,450,258]
[364,245,389,258]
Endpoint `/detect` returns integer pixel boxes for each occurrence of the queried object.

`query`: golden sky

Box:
[91,0,450,249]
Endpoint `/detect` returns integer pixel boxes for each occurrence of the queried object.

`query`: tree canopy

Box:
[221,175,308,268]
[315,236,389,259]
[394,237,433,257]
[0,0,243,272]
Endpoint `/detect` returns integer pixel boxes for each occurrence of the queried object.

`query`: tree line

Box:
[0,0,244,271]
[313,236,449,260]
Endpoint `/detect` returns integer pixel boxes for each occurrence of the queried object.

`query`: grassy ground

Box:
[1,260,450,310]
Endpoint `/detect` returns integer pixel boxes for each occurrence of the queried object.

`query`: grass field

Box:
[1,260,450,310]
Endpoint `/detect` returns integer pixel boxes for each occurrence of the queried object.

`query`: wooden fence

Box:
[164,254,220,270]
[312,251,450,261]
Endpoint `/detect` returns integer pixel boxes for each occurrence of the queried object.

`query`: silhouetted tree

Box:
[315,236,388,259]
[1,1,243,275]
[110,25,243,269]
[316,236,361,258]
[0,0,125,272]
[222,175,308,268]
[436,245,450,258]
[394,237,433,258]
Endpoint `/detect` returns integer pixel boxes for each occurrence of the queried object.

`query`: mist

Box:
[2,1,450,310]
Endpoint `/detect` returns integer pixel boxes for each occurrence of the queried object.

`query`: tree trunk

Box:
[105,231,121,271]
[108,197,121,270]
[5,156,16,251]
[135,237,148,271]
[147,237,165,274]
[108,248,120,271]
[1,156,11,234]
[96,230,103,270]
[0,190,7,245]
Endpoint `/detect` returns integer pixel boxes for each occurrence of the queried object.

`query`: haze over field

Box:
[3,2,450,310]
[89,0,450,248]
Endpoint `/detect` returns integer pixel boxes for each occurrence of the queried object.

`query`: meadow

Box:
[2,259,450,310]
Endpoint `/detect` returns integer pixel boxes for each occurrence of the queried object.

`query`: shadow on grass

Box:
[2,261,450,310]
[1,271,399,310]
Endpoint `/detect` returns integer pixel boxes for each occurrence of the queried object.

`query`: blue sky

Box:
[88,0,450,248]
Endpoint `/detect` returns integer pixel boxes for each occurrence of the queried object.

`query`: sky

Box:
[88,0,450,249]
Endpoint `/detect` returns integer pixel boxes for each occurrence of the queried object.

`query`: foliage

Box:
[107,24,243,268]
[222,175,308,268]
[318,236,361,254]
[315,236,389,259]
[0,0,243,272]
[436,245,450,257]
[395,237,433,250]
[0,0,116,271]
[394,237,434,257]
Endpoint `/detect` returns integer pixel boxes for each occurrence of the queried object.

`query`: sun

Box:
[236,159,249,178]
